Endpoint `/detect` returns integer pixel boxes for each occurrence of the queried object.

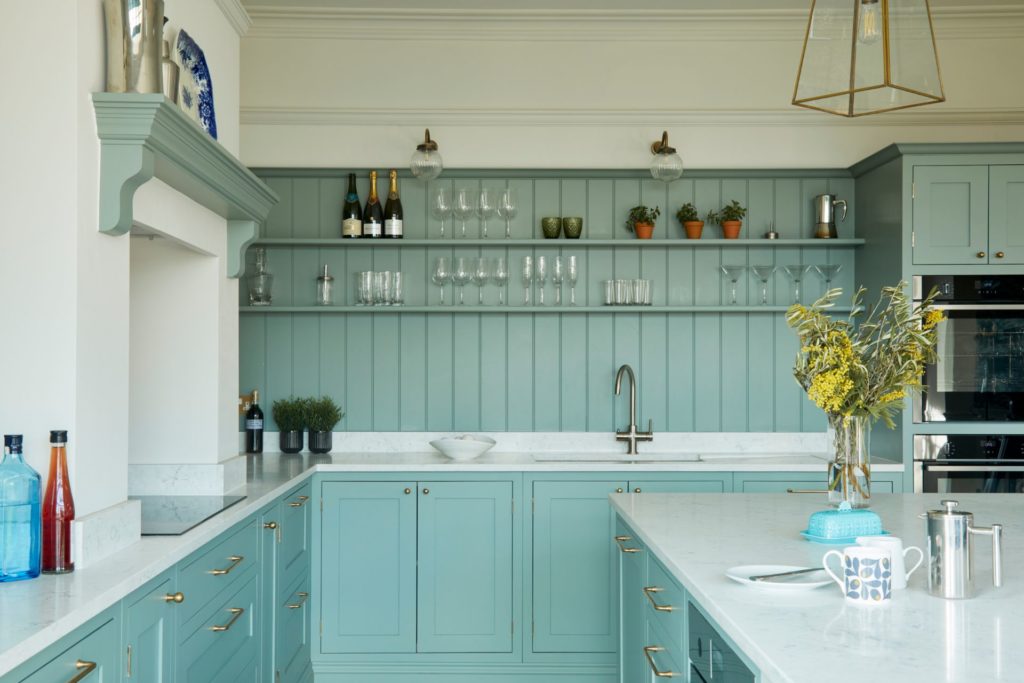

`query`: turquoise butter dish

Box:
[802,502,887,544]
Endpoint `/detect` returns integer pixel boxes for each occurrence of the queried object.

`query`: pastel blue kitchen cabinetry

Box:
[734,471,902,494]
[990,165,1024,265]
[177,570,260,682]
[615,517,646,683]
[911,165,990,265]
[4,608,120,683]
[123,570,178,681]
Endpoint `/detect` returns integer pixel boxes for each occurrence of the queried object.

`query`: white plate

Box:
[725,565,832,591]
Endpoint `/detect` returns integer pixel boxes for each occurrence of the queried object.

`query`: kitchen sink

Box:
[531,453,702,463]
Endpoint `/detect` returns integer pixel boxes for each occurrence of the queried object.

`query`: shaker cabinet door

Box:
[123,572,177,682]
[989,165,1024,265]
[617,517,646,683]
[912,165,989,265]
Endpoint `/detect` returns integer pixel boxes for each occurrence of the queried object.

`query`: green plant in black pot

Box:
[626,206,660,239]
[273,397,307,454]
[306,396,344,454]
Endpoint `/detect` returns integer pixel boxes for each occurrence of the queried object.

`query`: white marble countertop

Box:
[610,492,1024,683]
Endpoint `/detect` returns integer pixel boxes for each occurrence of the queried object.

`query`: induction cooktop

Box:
[131,494,247,536]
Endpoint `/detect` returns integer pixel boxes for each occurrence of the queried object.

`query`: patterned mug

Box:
[823,546,893,605]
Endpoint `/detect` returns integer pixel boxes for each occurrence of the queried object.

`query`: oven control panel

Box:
[915,434,1024,461]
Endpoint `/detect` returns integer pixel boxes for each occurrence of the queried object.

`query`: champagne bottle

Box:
[245,390,264,454]
[341,173,362,238]
[383,169,404,239]
[362,171,383,238]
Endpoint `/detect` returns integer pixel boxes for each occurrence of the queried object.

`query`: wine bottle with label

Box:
[341,173,362,238]
[383,169,404,239]
[362,171,383,238]
[245,390,264,454]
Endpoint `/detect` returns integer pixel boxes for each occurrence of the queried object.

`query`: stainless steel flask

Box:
[925,500,1003,599]
[813,194,848,239]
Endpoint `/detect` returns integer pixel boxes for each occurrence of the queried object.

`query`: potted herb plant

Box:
[626,206,661,240]
[273,397,307,454]
[676,202,703,239]
[706,200,747,239]
[307,396,344,454]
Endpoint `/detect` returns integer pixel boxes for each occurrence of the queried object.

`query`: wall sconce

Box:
[649,131,683,182]
[410,128,443,181]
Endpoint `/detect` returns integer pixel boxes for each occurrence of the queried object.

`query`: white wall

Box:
[239,6,1024,169]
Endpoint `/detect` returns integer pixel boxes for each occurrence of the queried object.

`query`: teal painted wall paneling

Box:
[399,315,427,430]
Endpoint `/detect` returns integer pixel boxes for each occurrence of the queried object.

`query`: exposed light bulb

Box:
[649,131,683,183]
[410,129,443,181]
[858,0,882,45]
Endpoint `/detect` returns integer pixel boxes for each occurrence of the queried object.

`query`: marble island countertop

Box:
[610,492,1024,683]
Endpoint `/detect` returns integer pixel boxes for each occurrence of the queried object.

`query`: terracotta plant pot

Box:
[633,223,655,239]
[683,220,704,239]
[721,220,742,239]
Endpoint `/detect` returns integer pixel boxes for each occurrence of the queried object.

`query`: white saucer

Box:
[725,565,832,591]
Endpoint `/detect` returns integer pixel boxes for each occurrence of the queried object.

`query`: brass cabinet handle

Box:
[643,646,679,677]
[164,592,185,603]
[263,521,278,530]
[287,591,310,609]
[67,660,98,683]
[404,488,412,495]
[422,488,430,495]
[634,487,642,493]
[289,495,310,508]
[786,489,828,494]
[210,607,245,632]
[996,251,1006,258]
[616,488,624,493]
[977,251,987,258]
[643,586,674,612]
[614,535,642,554]
[210,555,244,576]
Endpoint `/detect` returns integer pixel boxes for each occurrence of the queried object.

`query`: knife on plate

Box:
[749,567,825,582]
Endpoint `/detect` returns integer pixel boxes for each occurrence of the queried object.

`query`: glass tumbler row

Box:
[355,271,404,306]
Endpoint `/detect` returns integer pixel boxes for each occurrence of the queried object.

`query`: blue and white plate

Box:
[800,530,890,545]
[175,28,217,139]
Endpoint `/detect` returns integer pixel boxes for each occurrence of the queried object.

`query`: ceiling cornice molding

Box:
[215,0,253,36]
[241,106,1024,128]
[244,6,1024,42]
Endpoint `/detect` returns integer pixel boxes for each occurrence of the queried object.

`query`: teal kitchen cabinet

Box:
[734,471,902,494]
[123,570,178,682]
[319,478,514,656]
[627,476,731,494]
[911,165,989,265]
[177,570,260,682]
[616,517,646,683]
[276,573,312,683]
[6,609,120,683]
[990,165,1024,264]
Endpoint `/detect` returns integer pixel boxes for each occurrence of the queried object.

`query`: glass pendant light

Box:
[410,128,443,181]
[793,0,945,117]
[649,131,683,182]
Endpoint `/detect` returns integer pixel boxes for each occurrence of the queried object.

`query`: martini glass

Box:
[750,265,776,305]
[814,264,843,293]
[782,265,810,304]
[720,265,746,305]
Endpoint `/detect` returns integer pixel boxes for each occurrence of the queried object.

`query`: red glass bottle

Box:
[41,430,74,574]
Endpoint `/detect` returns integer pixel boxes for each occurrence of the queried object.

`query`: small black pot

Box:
[308,430,333,454]
[279,430,303,454]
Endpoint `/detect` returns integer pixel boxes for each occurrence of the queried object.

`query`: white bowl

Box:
[430,435,497,461]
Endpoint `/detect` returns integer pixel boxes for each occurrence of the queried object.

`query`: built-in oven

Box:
[914,434,1024,493]
[913,275,1024,423]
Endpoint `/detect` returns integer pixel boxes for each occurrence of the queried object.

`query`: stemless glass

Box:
[720,265,746,305]
[521,256,533,305]
[566,255,579,305]
[452,257,471,304]
[493,256,509,305]
[535,256,548,306]
[782,264,809,304]
[453,189,475,238]
[750,265,776,305]
[477,188,496,238]
[472,257,490,304]
[431,186,452,238]
[356,271,374,306]
[552,256,564,306]
[432,257,451,305]
[497,187,518,238]
[374,271,393,306]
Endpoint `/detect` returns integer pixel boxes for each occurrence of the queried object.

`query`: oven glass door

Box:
[919,307,1024,422]
[919,464,1024,494]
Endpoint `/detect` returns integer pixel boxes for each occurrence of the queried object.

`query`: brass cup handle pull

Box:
[67,660,97,683]
[642,646,679,677]
[263,521,278,530]
[287,591,310,609]
[164,591,185,603]
[210,555,244,576]
[996,251,1006,258]
[977,251,987,258]
[614,535,642,554]
[289,495,310,508]
[786,489,829,494]
[210,607,245,632]
[642,586,674,612]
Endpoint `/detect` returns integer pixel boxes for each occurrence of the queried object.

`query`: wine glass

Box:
[536,256,548,306]
[493,257,509,305]
[814,263,843,292]
[472,257,489,304]
[452,257,471,304]
[566,255,579,305]
[552,256,564,306]
[497,188,518,238]
[720,265,746,305]
[431,257,451,305]
[477,188,496,238]
[521,256,533,305]
[750,265,776,306]
[430,186,452,238]
[782,265,809,304]
[453,189,475,238]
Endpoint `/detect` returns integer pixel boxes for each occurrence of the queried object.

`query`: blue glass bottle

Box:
[0,434,41,581]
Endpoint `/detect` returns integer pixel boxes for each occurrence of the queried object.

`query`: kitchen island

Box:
[611,492,1024,683]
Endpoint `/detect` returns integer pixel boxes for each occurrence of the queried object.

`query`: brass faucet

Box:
[615,364,653,455]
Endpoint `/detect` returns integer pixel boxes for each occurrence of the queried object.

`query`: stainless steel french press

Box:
[925,500,1003,599]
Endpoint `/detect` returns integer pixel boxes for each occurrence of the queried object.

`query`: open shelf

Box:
[251,238,864,248]
[240,305,855,314]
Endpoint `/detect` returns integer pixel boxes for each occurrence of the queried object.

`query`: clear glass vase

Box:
[827,415,871,509]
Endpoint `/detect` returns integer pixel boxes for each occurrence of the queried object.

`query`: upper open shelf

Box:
[251,238,865,248]
[93,93,278,277]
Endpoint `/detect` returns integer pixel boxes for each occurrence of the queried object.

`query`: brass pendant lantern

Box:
[793,0,945,117]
